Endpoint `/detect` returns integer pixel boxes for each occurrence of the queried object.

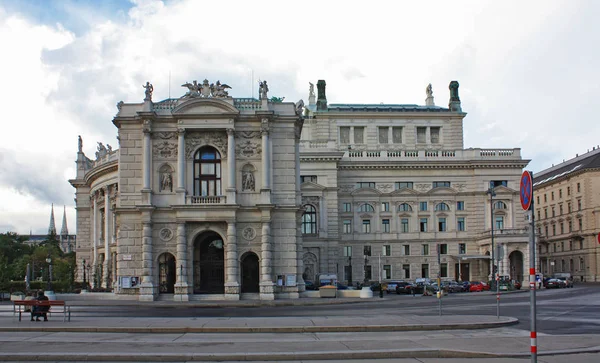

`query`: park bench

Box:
[13,300,70,322]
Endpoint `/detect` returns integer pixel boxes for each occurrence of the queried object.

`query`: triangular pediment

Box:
[172,98,240,117]
[301,181,326,191]
[493,185,516,194]
[390,188,420,196]
[351,188,382,196]
[426,187,456,195]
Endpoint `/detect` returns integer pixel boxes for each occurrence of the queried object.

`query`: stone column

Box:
[261,122,270,189]
[139,221,155,301]
[176,128,186,203]
[296,209,305,294]
[260,222,274,300]
[502,244,509,277]
[224,221,240,299]
[92,193,99,278]
[226,128,236,204]
[103,187,110,288]
[174,222,189,301]
[142,120,152,204]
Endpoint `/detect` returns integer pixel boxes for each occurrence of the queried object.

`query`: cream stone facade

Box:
[299,80,531,285]
[70,80,305,301]
[534,148,600,282]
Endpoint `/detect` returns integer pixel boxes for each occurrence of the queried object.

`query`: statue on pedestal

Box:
[259,80,269,100]
[143,82,153,101]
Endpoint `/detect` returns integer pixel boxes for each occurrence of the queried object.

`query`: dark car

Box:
[545,279,562,288]
[304,281,318,291]
[336,283,349,290]
[556,277,574,288]
[395,281,415,294]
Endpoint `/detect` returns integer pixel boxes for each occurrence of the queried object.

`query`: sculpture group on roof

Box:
[181,79,232,99]
[258,80,269,100]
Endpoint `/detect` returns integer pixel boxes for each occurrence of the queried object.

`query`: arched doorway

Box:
[509,250,524,282]
[158,253,176,294]
[193,231,225,294]
[240,252,260,293]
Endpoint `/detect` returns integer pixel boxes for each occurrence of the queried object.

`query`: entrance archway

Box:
[240,252,260,293]
[509,250,524,282]
[193,231,225,294]
[158,253,176,294]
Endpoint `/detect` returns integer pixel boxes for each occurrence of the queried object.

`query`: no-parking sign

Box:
[520,171,533,211]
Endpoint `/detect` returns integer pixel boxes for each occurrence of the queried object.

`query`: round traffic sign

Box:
[520,171,533,211]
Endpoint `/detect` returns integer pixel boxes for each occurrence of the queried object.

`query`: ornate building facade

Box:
[299,80,531,285]
[534,148,600,282]
[70,80,305,301]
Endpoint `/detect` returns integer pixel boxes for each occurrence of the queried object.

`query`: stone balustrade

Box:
[234,98,262,110]
[187,195,227,204]
[90,150,119,169]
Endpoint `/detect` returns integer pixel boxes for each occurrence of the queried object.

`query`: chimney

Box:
[448,80,461,112]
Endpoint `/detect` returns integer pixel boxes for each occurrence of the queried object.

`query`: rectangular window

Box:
[343,246,352,257]
[382,245,391,256]
[416,127,427,143]
[580,240,583,249]
[551,191,554,200]
[577,183,581,193]
[340,127,350,144]
[342,203,352,212]
[567,186,571,195]
[560,223,564,234]
[378,126,389,144]
[395,182,414,189]
[432,181,451,188]
[365,265,372,280]
[440,263,448,278]
[419,201,428,211]
[402,264,410,279]
[559,204,563,215]
[578,199,582,211]
[552,207,555,217]
[354,126,364,144]
[364,245,372,256]
[383,265,391,280]
[344,265,352,281]
[439,243,448,255]
[421,264,429,278]
[559,189,562,198]
[457,217,465,231]
[300,175,318,183]
[495,216,504,229]
[392,127,403,144]
[459,243,466,254]
[381,202,390,212]
[491,180,508,188]
[578,218,583,230]
[422,244,429,255]
[403,245,410,256]
[544,208,548,219]
[362,220,371,233]
[552,224,556,236]
[343,220,352,234]
[382,219,390,233]
[569,240,572,250]
[401,218,409,233]
[420,218,428,232]
[561,241,564,251]
[568,202,572,213]
[456,201,465,211]
[357,182,376,189]
[537,210,541,220]
[545,225,549,237]
[544,194,547,203]
[537,196,540,204]
[569,221,573,232]
[430,127,440,144]
[438,217,446,232]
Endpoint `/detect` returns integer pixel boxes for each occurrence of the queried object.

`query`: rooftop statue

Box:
[78,135,82,153]
[259,80,269,100]
[295,99,305,115]
[309,82,315,97]
[95,142,108,160]
[210,80,232,98]
[182,79,232,98]
[449,81,460,101]
[143,81,153,101]
[426,83,433,97]
[182,80,201,98]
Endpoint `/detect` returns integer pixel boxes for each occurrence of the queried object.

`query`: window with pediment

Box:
[302,205,317,235]
[358,204,375,212]
[398,203,412,212]
[193,146,221,196]
[435,202,450,211]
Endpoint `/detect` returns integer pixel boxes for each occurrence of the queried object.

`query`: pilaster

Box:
[224,221,240,299]
[260,222,274,300]
[174,222,190,301]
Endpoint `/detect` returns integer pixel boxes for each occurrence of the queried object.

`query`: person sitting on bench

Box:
[31,290,49,322]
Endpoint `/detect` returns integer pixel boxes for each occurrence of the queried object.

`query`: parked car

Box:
[513,281,522,290]
[336,283,349,290]
[556,277,574,288]
[448,281,466,293]
[395,281,415,294]
[461,281,472,292]
[385,280,406,294]
[304,281,318,291]
[545,279,563,289]
[469,281,487,292]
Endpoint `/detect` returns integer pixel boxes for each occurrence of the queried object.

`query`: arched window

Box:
[398,203,412,212]
[302,205,317,234]
[193,146,222,196]
[494,201,507,210]
[435,203,450,211]
[358,204,375,212]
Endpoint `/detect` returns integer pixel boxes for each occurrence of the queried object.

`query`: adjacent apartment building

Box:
[534,147,600,282]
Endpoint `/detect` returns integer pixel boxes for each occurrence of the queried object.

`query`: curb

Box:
[0,318,518,333]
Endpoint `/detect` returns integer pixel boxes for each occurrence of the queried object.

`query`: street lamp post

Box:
[487,187,496,290]
[45,254,53,292]
[348,256,353,287]
[363,255,369,285]
[82,259,87,290]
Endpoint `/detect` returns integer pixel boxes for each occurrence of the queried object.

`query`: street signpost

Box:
[520,170,537,363]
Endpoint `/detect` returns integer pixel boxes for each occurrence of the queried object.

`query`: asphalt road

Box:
[61,284,600,335]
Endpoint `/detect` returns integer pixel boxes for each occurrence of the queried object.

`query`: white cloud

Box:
[1,0,599,234]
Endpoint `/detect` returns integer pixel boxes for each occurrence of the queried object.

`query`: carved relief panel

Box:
[235,131,262,158]
[185,131,227,158]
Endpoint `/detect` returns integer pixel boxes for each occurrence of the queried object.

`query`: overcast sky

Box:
[1,0,599,235]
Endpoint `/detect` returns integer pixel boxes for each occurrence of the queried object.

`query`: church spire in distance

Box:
[48,204,57,235]
[60,205,68,236]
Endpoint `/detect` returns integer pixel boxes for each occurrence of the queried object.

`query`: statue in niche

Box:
[242,170,255,191]
[160,172,173,192]
[143,81,153,101]
[258,80,269,100]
